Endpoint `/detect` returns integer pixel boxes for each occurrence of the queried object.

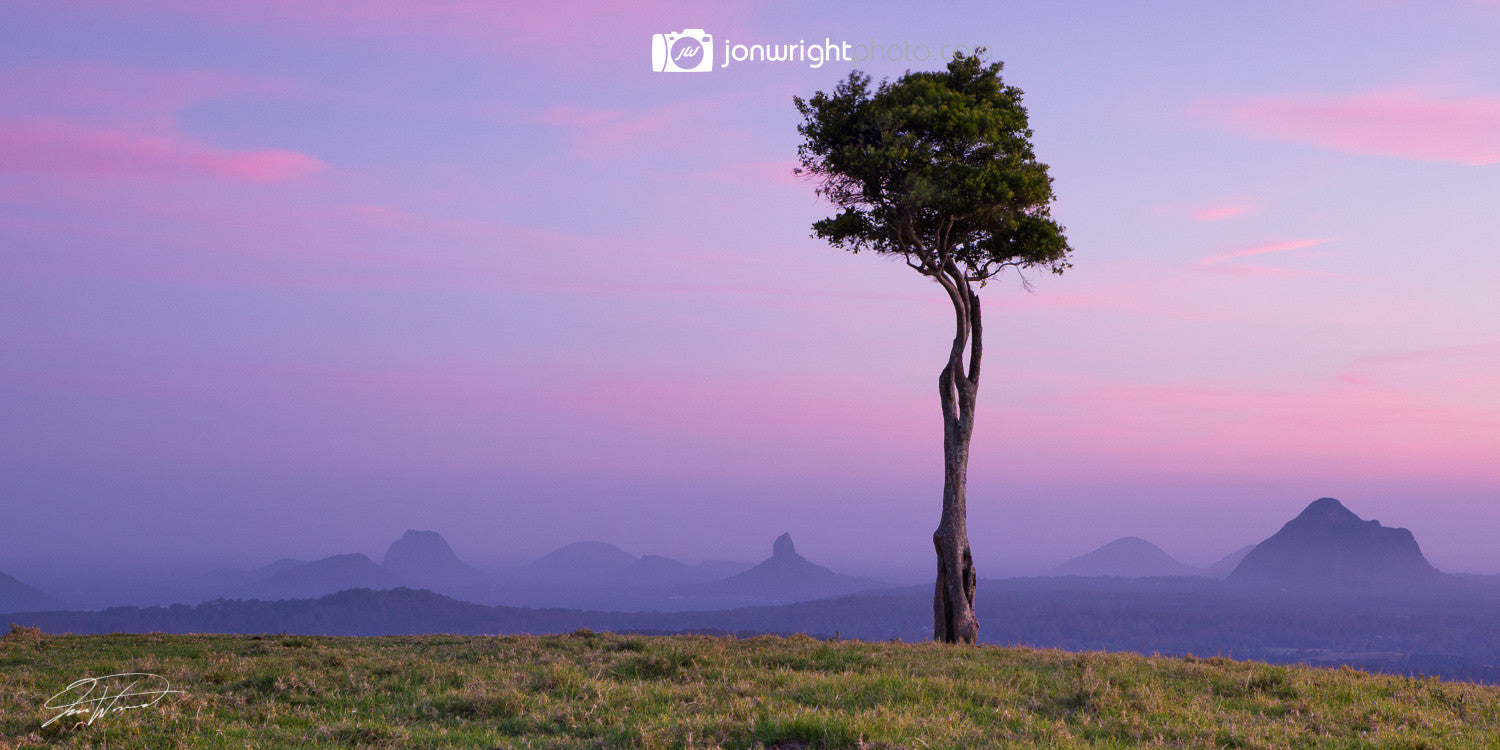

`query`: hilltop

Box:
[382,530,478,583]
[1229,497,1447,594]
[697,532,883,603]
[1050,536,1200,578]
[4,630,1500,748]
[234,553,412,601]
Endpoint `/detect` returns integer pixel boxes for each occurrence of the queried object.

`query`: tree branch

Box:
[930,265,969,427]
[966,283,983,385]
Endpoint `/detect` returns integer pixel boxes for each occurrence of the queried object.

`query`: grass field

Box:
[4,625,1499,748]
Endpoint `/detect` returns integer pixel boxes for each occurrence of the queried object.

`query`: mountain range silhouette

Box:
[4,498,1489,614]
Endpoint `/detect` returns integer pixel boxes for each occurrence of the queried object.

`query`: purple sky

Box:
[3,1,1499,577]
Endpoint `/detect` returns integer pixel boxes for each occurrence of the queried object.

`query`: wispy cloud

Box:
[1198,88,1500,165]
[1201,237,1337,264]
[0,116,324,183]
[1150,200,1258,223]
[1195,237,1345,277]
[1190,203,1253,222]
[0,63,319,184]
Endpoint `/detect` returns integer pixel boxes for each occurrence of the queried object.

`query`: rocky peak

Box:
[382,530,470,579]
[1228,497,1438,591]
[1292,497,1363,526]
[772,533,797,560]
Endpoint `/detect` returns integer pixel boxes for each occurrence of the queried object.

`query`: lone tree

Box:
[794,51,1071,644]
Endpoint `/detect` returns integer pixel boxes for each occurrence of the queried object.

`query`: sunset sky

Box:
[3,1,1499,578]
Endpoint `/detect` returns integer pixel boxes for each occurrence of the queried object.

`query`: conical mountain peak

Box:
[382,530,473,581]
[707,532,880,603]
[1291,497,1362,526]
[1229,498,1438,592]
[773,533,798,560]
[1051,536,1197,578]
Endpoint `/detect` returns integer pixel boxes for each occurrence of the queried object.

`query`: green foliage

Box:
[5,632,1500,748]
[795,50,1070,284]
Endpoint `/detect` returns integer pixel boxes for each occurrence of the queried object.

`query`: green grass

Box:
[4,626,1499,748]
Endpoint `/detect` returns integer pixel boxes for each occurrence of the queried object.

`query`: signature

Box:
[42,672,184,727]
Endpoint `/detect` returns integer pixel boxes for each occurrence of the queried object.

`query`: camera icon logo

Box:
[651,29,713,73]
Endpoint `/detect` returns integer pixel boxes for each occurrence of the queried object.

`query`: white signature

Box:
[42,672,184,727]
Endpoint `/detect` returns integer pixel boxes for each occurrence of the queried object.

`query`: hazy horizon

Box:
[4,491,1490,583]
[4,3,1500,582]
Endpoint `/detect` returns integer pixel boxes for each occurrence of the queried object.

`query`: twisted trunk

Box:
[932,267,982,644]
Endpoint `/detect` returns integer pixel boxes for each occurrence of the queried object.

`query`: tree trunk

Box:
[932,273,982,644]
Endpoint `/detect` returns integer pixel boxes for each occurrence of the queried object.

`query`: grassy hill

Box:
[4,627,1499,749]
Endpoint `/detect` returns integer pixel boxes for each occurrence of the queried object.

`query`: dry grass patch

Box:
[2,631,1498,748]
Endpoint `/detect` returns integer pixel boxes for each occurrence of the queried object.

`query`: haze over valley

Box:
[9,497,1500,683]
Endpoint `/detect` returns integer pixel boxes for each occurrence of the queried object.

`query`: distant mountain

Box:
[382,530,476,582]
[201,558,309,588]
[697,533,884,604]
[612,555,707,586]
[1050,537,1200,578]
[460,535,879,612]
[1228,498,1445,594]
[235,553,412,601]
[1205,545,1257,579]
[694,560,754,578]
[0,570,64,613]
[529,541,636,578]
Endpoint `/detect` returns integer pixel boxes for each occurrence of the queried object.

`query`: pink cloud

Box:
[1208,265,1340,279]
[1201,237,1336,263]
[1194,237,1345,278]
[0,116,324,183]
[1201,88,1500,165]
[1190,203,1253,222]
[0,63,318,184]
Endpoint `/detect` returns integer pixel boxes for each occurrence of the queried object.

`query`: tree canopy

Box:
[794,51,1071,285]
